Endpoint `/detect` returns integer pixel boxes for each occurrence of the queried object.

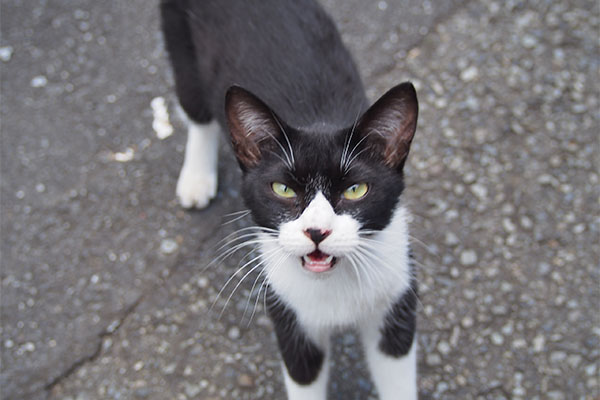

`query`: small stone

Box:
[460,250,477,266]
[437,341,451,355]
[461,316,474,328]
[460,65,479,81]
[550,351,567,363]
[0,46,13,62]
[22,342,36,352]
[521,34,538,48]
[520,215,533,229]
[444,232,459,246]
[160,239,178,255]
[426,353,442,366]
[546,391,565,400]
[4,339,14,349]
[133,361,144,371]
[228,326,240,340]
[184,382,201,397]
[237,373,254,388]
[491,332,504,345]
[163,363,177,374]
[197,277,209,288]
[470,183,488,199]
[502,218,516,233]
[533,334,545,352]
[31,75,48,88]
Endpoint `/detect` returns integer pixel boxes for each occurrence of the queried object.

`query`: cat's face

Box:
[225,83,418,274]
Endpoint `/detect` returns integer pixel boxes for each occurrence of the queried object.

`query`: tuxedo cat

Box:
[160,0,419,398]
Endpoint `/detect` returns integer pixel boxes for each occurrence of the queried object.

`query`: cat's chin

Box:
[301,250,337,273]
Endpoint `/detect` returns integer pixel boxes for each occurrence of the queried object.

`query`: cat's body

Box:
[160,0,419,398]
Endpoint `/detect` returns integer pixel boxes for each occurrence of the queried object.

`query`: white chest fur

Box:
[260,196,412,333]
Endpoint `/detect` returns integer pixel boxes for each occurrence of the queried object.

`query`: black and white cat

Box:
[160,0,419,398]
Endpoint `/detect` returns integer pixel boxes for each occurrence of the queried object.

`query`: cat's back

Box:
[185,0,367,128]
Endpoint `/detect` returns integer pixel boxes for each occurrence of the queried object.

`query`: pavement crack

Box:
[43,296,144,394]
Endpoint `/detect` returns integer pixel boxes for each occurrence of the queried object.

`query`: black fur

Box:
[160,0,366,128]
[265,289,325,385]
[379,279,418,357]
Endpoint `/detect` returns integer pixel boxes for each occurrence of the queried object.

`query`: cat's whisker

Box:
[343,132,372,172]
[242,267,267,323]
[247,251,289,327]
[222,210,251,225]
[267,150,294,170]
[407,234,439,258]
[261,119,294,170]
[340,111,360,172]
[353,249,392,292]
[210,248,276,313]
[354,245,410,286]
[207,236,277,272]
[345,147,369,171]
[271,112,295,168]
[355,244,426,311]
[223,209,251,218]
[214,247,281,319]
[215,226,277,250]
[218,262,265,320]
[242,248,286,324]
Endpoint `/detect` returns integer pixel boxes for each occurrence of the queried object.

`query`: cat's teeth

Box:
[324,255,333,264]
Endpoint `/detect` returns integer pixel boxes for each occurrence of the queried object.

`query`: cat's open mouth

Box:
[301,249,336,273]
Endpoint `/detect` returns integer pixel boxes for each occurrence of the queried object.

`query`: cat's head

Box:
[225,83,418,274]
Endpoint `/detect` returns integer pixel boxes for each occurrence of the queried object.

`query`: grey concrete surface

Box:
[1,0,598,399]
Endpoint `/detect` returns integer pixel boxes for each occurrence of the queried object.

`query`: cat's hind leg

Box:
[359,289,418,400]
[160,0,219,209]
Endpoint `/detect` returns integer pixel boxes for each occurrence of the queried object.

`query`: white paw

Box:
[176,166,217,209]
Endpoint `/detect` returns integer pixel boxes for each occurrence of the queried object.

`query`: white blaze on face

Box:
[278,192,360,272]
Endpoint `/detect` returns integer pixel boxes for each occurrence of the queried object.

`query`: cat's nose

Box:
[304,228,331,245]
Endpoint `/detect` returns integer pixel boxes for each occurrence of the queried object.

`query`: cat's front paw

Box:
[176,166,217,209]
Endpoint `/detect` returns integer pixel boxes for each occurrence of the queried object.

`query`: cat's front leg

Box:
[176,119,220,209]
[266,291,330,400]
[360,289,418,400]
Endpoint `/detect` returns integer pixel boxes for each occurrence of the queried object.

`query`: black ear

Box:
[356,82,418,170]
[225,86,283,170]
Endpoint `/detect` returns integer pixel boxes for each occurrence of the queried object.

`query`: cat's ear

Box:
[356,82,418,170]
[225,86,282,170]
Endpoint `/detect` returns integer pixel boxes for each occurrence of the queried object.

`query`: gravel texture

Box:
[1,0,598,399]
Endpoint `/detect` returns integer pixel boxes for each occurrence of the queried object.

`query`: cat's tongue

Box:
[302,250,335,273]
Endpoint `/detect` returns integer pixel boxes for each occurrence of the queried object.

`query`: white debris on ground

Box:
[113,147,134,162]
[0,46,13,62]
[151,96,173,140]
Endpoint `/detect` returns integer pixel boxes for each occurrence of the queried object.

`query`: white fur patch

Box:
[361,327,417,400]
[262,194,412,330]
[176,120,220,209]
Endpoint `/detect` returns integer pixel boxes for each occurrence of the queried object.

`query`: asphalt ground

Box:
[1,0,598,399]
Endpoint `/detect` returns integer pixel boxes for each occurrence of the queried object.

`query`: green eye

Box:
[343,183,368,200]
[272,182,297,198]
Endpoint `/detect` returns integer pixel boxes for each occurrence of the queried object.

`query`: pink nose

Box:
[303,229,331,245]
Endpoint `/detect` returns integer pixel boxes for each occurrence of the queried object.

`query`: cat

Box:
[160,0,419,399]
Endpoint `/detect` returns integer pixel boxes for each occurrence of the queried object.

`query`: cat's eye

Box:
[343,183,368,200]
[272,182,297,199]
